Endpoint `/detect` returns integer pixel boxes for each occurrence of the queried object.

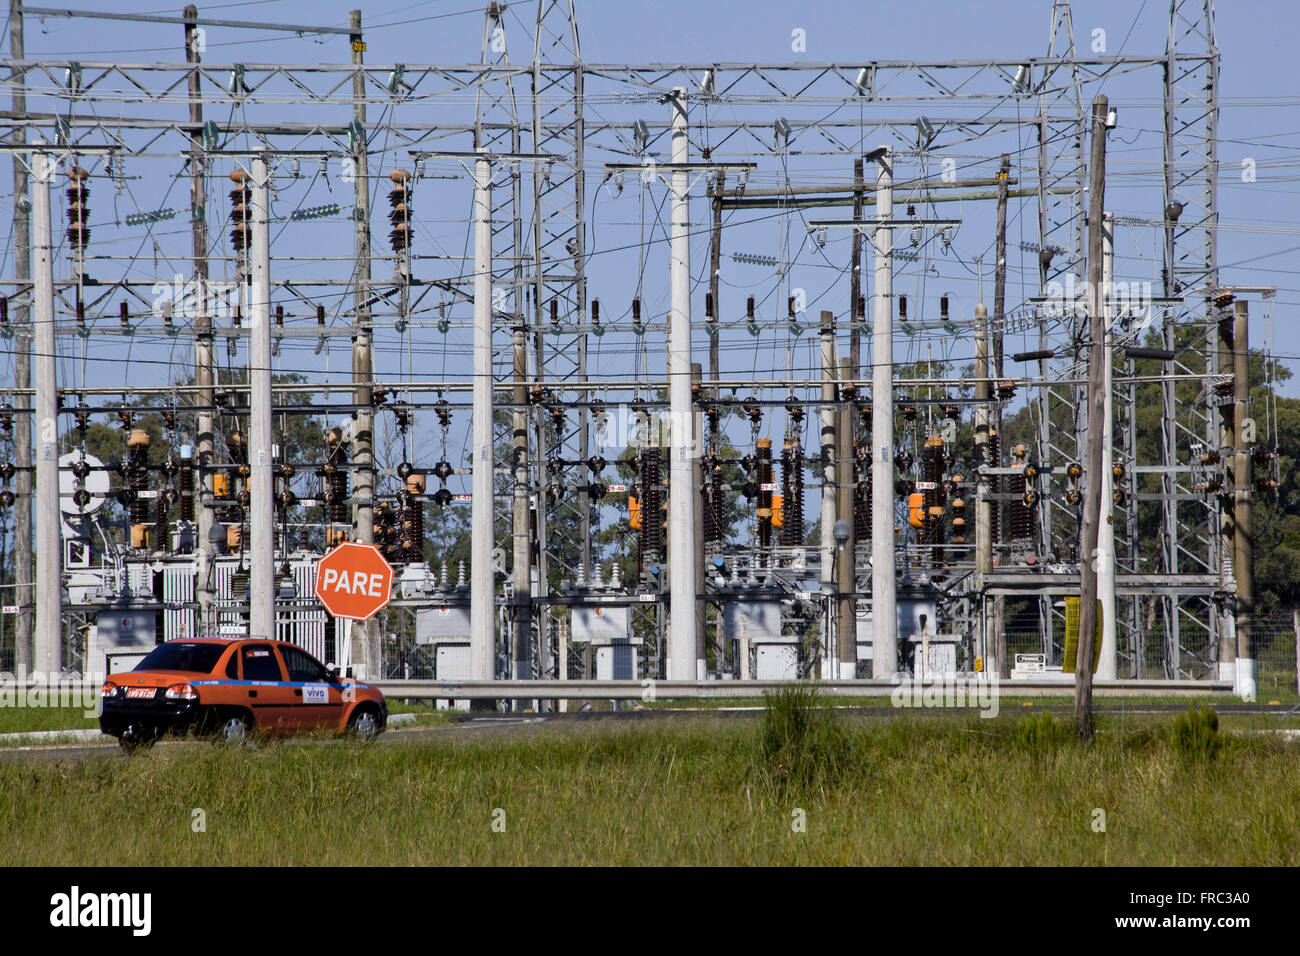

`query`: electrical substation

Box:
[0,0,1279,700]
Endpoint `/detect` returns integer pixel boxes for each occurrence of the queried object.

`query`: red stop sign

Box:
[313,542,394,621]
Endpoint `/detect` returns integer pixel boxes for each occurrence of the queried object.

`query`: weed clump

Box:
[1172,706,1224,765]
[1013,710,1072,756]
[757,684,858,796]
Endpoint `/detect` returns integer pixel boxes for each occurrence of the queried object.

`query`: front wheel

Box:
[346,707,381,743]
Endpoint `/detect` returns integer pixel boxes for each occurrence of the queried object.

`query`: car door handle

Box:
[248,690,257,698]
[293,689,302,697]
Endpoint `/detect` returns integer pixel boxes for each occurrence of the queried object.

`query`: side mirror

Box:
[325,664,340,682]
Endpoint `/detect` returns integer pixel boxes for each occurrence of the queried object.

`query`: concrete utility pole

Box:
[666,87,696,681]
[837,356,857,676]
[248,150,274,641]
[1075,95,1108,737]
[9,0,34,674]
[692,362,707,678]
[1233,299,1255,700]
[708,172,723,401]
[820,310,836,675]
[512,325,531,683]
[850,157,864,378]
[1096,211,1118,679]
[973,303,992,668]
[32,150,60,674]
[349,9,378,677]
[471,151,495,682]
[185,4,215,628]
[871,146,897,679]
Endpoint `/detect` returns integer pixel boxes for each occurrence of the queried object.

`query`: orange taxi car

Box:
[99,638,387,750]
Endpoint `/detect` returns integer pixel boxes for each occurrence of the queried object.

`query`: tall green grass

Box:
[756,684,858,797]
[0,712,1297,865]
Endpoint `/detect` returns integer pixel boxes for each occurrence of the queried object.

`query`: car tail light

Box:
[164,683,198,701]
[101,681,119,699]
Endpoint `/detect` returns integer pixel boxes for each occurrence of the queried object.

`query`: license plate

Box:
[125,687,157,699]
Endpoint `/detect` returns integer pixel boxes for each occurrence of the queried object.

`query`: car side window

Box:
[241,644,284,682]
[280,645,326,683]
[226,651,239,680]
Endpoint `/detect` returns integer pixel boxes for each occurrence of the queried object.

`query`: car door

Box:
[278,644,345,732]
[236,643,296,732]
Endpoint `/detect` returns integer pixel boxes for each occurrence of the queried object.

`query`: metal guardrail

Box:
[0,677,1235,702]
[372,678,1235,701]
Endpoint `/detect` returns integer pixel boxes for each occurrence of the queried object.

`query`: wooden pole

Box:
[1075,96,1108,739]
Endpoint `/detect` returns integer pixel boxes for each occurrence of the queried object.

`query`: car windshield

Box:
[133,642,227,675]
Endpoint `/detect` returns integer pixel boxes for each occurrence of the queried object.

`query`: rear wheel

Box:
[347,707,380,743]
[118,724,156,753]
[216,713,251,745]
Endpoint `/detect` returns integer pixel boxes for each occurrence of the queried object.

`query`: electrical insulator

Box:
[784,394,804,425]
[779,437,805,546]
[125,428,152,538]
[920,434,947,565]
[321,427,350,524]
[179,447,195,522]
[401,474,426,563]
[155,491,170,552]
[388,169,412,253]
[854,445,871,544]
[951,490,967,545]
[434,399,452,428]
[1007,446,1036,543]
[756,438,773,549]
[229,169,251,253]
[638,447,663,570]
[66,167,90,251]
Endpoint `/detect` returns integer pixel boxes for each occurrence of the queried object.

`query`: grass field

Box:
[2,695,1299,866]
[0,702,100,735]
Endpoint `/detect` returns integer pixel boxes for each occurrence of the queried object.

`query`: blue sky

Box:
[6,0,1299,454]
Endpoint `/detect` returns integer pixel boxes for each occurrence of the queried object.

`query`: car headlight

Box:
[164,682,198,701]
